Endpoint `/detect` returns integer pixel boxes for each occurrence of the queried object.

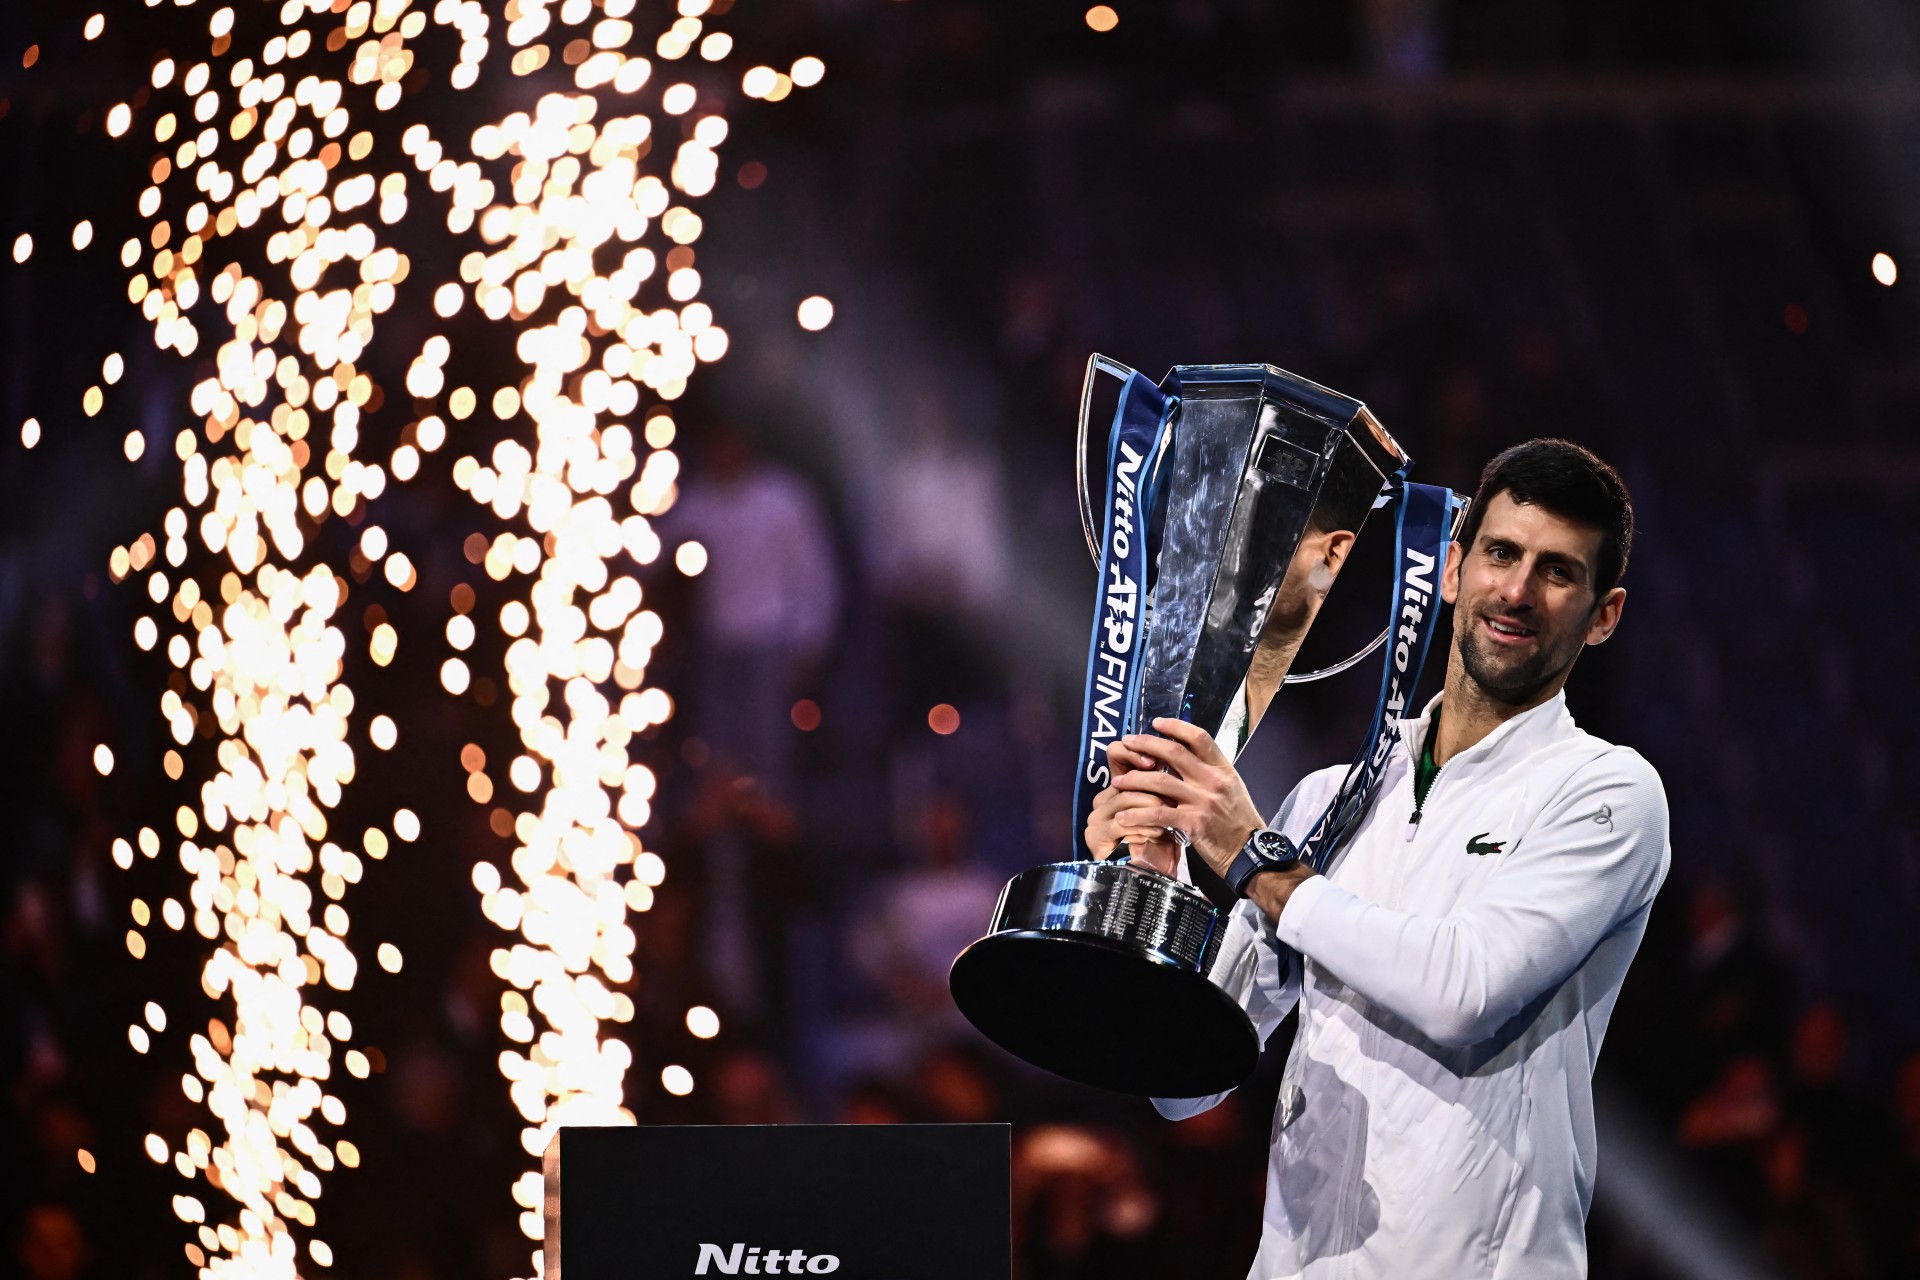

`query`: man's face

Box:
[1441,491,1625,706]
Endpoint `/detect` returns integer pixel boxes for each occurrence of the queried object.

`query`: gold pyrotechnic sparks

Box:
[92,1,448,1275]
[404,6,822,1273]
[15,0,825,1274]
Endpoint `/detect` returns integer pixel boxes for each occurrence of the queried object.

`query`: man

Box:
[1086,438,1669,1278]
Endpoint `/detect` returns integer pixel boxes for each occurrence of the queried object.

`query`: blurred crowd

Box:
[10,0,1920,1277]
[1606,882,1920,1278]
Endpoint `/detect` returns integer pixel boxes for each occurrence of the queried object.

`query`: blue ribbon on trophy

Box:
[1294,478,1466,872]
[1069,369,1178,857]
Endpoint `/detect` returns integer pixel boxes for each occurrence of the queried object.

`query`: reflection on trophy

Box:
[949,354,1422,1099]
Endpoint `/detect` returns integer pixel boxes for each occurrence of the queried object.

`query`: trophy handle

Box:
[1282,627,1391,685]
[1077,353,1139,563]
[1283,492,1468,684]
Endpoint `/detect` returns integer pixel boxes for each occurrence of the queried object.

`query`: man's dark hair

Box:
[1455,439,1634,594]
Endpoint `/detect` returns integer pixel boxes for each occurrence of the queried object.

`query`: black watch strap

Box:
[1225,827,1298,897]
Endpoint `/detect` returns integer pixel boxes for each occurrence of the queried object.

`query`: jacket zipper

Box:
[1405,763,1443,842]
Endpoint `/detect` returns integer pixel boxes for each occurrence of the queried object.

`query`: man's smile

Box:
[1480,613,1538,644]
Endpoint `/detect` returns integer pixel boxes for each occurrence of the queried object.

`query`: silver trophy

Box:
[949,355,1409,1098]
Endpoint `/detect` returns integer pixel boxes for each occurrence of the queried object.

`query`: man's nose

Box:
[1496,561,1538,607]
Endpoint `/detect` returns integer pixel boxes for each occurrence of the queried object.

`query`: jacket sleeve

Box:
[1151,768,1341,1119]
[1274,747,1669,1050]
[1152,904,1300,1120]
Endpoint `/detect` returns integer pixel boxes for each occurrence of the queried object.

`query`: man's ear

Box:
[1585,587,1626,646]
[1323,529,1356,577]
[1440,539,1464,605]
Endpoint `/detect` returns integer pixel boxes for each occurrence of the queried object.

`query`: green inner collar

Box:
[1413,706,1442,814]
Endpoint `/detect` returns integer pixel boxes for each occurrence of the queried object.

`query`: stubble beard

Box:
[1456,607,1584,707]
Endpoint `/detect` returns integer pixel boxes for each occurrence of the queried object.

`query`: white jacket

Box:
[1155,691,1670,1279]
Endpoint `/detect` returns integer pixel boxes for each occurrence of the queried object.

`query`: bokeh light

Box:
[796,294,834,330]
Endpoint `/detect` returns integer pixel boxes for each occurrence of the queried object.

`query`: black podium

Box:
[543,1125,1010,1278]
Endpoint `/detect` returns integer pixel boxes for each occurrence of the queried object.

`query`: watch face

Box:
[1253,829,1291,862]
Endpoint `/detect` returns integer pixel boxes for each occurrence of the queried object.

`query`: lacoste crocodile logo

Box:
[1466,832,1505,856]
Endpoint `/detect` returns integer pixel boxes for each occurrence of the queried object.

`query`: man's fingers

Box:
[1111,769,1204,805]
[1121,732,1203,776]
[1090,788,1158,818]
[1087,788,1173,859]
[1116,804,1182,834]
[1149,717,1229,766]
[1104,740,1157,774]
[1111,807,1169,831]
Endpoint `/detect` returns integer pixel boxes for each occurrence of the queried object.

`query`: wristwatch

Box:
[1224,826,1298,897]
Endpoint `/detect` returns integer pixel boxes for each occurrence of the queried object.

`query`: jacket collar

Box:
[1394,688,1577,774]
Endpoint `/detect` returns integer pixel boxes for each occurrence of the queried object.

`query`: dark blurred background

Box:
[6,0,1920,1277]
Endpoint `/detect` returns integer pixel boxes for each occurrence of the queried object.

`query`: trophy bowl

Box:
[949,861,1260,1097]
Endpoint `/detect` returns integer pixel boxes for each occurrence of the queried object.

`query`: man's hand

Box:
[1112,718,1267,881]
[1085,739,1181,877]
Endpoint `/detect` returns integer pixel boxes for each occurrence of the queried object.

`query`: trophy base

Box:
[951,932,1259,1097]
[948,861,1262,1098]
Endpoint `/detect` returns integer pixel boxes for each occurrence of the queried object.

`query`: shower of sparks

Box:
[96,0,431,1274]
[415,6,819,1271]
[12,0,824,1276]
